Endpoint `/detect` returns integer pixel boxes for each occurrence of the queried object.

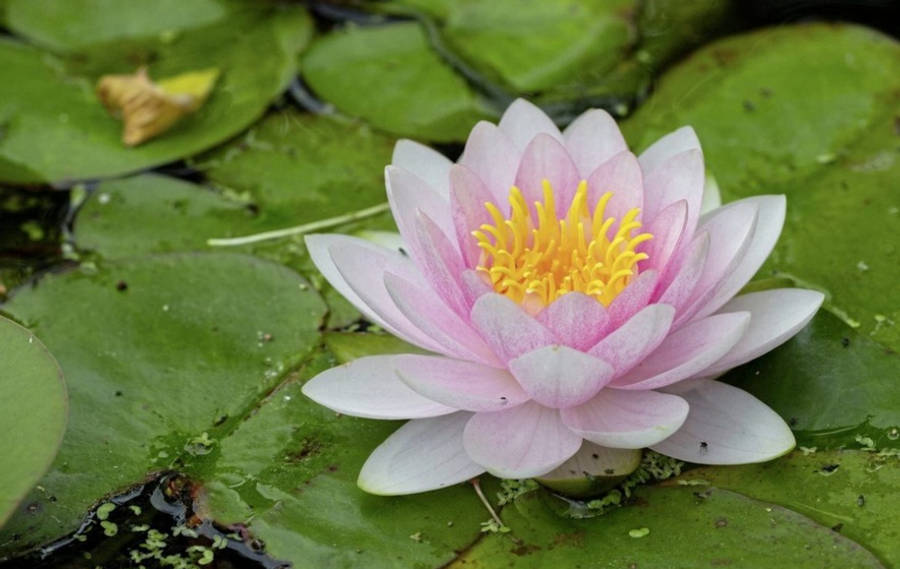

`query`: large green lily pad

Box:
[0,316,66,527]
[449,480,885,568]
[0,1,312,184]
[0,253,326,553]
[301,21,496,141]
[666,450,900,566]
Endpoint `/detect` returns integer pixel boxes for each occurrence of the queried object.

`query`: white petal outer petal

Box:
[301,356,455,420]
[394,354,529,412]
[700,174,722,215]
[328,239,446,352]
[306,234,439,350]
[561,389,689,449]
[589,304,675,375]
[693,195,786,320]
[470,294,556,362]
[498,98,563,150]
[358,413,484,495]
[385,166,455,256]
[702,289,825,376]
[651,380,795,464]
[612,311,751,390]
[391,139,453,198]
[563,108,628,177]
[508,345,614,408]
[637,126,701,175]
[464,402,582,478]
[384,272,500,365]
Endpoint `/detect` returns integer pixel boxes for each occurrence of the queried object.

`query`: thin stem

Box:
[206,202,391,247]
[470,478,504,528]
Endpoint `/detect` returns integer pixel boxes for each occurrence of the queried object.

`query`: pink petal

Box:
[651,380,795,464]
[508,345,614,408]
[450,163,496,267]
[463,402,582,478]
[638,126,701,176]
[498,98,563,151]
[641,149,705,245]
[358,413,484,495]
[307,234,442,351]
[384,272,500,365]
[391,139,452,198]
[536,292,608,351]
[394,354,528,412]
[385,166,455,256]
[470,294,556,362]
[589,303,675,375]
[640,199,688,276]
[692,195,786,319]
[563,108,628,177]
[606,269,659,329]
[459,121,520,206]
[586,151,643,227]
[655,231,709,311]
[301,356,455,419]
[675,200,758,327]
[561,389,689,449]
[461,269,493,305]
[612,311,751,390]
[702,288,824,376]
[514,133,581,217]
[414,211,470,316]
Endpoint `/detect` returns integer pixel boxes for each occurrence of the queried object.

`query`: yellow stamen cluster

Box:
[473,180,653,308]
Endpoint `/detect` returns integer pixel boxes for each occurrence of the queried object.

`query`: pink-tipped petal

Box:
[607,270,659,328]
[308,234,441,351]
[414,211,470,316]
[537,292,609,351]
[464,402,582,478]
[563,108,628,176]
[386,166,455,254]
[498,98,563,150]
[641,149,705,236]
[586,151,643,225]
[612,311,751,390]
[470,294,556,362]
[358,413,483,495]
[514,133,581,217]
[301,356,455,419]
[692,195,787,319]
[459,121,520,206]
[391,139,452,198]
[561,389,689,449]
[702,288,824,376]
[384,272,500,365]
[508,345,614,408]
[450,164,496,267]
[656,231,709,311]
[651,380,795,464]
[638,126,701,175]
[394,354,528,412]
[589,303,675,375]
[676,200,758,327]
[640,199,688,276]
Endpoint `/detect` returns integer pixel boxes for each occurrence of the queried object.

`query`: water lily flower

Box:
[303,99,824,495]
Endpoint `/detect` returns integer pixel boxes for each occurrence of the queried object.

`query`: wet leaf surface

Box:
[0,316,66,526]
[0,1,312,184]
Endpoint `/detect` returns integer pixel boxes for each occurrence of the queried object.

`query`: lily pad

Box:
[0,2,312,184]
[0,253,326,553]
[0,316,66,527]
[622,23,900,349]
[666,450,900,566]
[301,21,496,141]
[449,482,885,568]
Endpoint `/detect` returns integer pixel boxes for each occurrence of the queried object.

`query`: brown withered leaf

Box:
[96,67,219,146]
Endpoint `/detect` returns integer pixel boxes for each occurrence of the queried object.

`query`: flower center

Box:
[473,179,653,309]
